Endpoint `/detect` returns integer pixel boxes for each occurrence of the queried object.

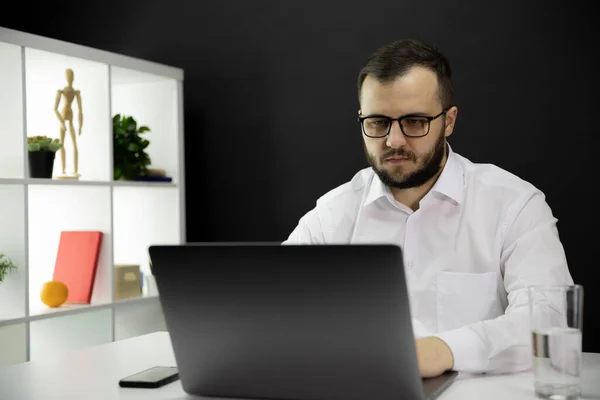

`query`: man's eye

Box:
[405,118,426,126]
[368,119,387,126]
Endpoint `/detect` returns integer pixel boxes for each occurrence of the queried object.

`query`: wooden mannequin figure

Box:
[54,68,83,179]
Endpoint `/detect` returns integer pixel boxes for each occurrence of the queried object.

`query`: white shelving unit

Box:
[0,27,185,368]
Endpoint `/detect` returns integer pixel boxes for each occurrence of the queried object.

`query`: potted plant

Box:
[27,135,63,178]
[113,114,152,180]
[0,253,17,283]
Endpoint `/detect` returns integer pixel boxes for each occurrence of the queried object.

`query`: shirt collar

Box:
[364,170,393,206]
[363,143,465,207]
[428,144,465,204]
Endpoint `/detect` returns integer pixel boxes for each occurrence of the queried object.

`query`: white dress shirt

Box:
[283,145,573,374]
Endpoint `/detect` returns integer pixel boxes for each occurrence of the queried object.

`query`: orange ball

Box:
[40,281,69,307]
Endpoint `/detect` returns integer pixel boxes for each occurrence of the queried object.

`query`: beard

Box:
[364,129,447,190]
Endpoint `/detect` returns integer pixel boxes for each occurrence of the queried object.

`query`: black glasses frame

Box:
[357,108,449,138]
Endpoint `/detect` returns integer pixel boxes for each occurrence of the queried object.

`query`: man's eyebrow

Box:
[360,111,432,118]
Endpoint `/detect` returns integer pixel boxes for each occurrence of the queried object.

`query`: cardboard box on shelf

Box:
[114,264,142,300]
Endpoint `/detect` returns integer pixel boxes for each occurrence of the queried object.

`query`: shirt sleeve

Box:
[434,190,574,374]
[282,208,325,244]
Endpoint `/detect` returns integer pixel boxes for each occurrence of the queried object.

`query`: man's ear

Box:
[444,106,458,138]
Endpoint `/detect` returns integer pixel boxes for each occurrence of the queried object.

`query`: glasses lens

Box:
[401,117,429,137]
[362,117,390,137]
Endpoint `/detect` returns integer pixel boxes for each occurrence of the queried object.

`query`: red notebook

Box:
[53,231,104,304]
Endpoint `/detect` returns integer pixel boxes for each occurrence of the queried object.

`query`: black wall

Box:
[3,0,597,351]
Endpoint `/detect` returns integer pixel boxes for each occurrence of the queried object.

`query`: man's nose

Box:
[386,121,407,148]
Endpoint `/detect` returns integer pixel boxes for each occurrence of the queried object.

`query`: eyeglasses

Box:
[358,109,448,138]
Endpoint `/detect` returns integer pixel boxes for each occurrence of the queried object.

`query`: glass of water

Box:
[528,284,584,399]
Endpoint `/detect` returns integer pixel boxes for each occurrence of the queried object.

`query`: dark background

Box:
[2,0,597,351]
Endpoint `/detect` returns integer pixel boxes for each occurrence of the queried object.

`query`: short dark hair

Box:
[357,39,454,109]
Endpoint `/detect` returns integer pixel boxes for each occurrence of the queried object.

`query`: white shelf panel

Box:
[111,180,177,188]
[1,296,157,327]
[113,186,181,276]
[0,176,177,191]
[0,185,27,320]
[0,27,183,81]
[114,296,166,341]
[111,65,180,183]
[0,316,28,328]
[0,41,25,179]
[27,185,113,314]
[114,293,159,307]
[0,323,27,368]
[30,308,112,362]
[28,300,113,322]
[0,178,177,187]
[24,47,111,181]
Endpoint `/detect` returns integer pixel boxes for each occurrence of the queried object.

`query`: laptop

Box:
[148,243,457,400]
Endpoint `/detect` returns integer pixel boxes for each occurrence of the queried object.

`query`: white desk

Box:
[0,331,598,400]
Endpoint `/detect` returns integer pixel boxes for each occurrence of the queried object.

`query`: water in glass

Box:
[532,326,582,399]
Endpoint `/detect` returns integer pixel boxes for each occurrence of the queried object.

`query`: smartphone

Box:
[119,366,179,388]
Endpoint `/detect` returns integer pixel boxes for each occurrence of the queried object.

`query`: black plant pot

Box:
[28,151,56,178]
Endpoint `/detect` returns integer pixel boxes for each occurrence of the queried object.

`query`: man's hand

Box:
[415,337,454,378]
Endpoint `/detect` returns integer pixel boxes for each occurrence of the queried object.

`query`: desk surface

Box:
[0,331,598,400]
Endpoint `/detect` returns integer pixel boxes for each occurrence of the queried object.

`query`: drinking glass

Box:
[528,284,584,400]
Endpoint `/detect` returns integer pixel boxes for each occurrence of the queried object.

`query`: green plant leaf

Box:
[0,253,17,282]
[27,135,62,152]
[112,114,152,180]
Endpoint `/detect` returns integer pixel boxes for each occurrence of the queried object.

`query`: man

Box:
[283,39,573,378]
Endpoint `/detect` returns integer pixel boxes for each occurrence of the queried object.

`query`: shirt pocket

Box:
[436,271,501,332]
